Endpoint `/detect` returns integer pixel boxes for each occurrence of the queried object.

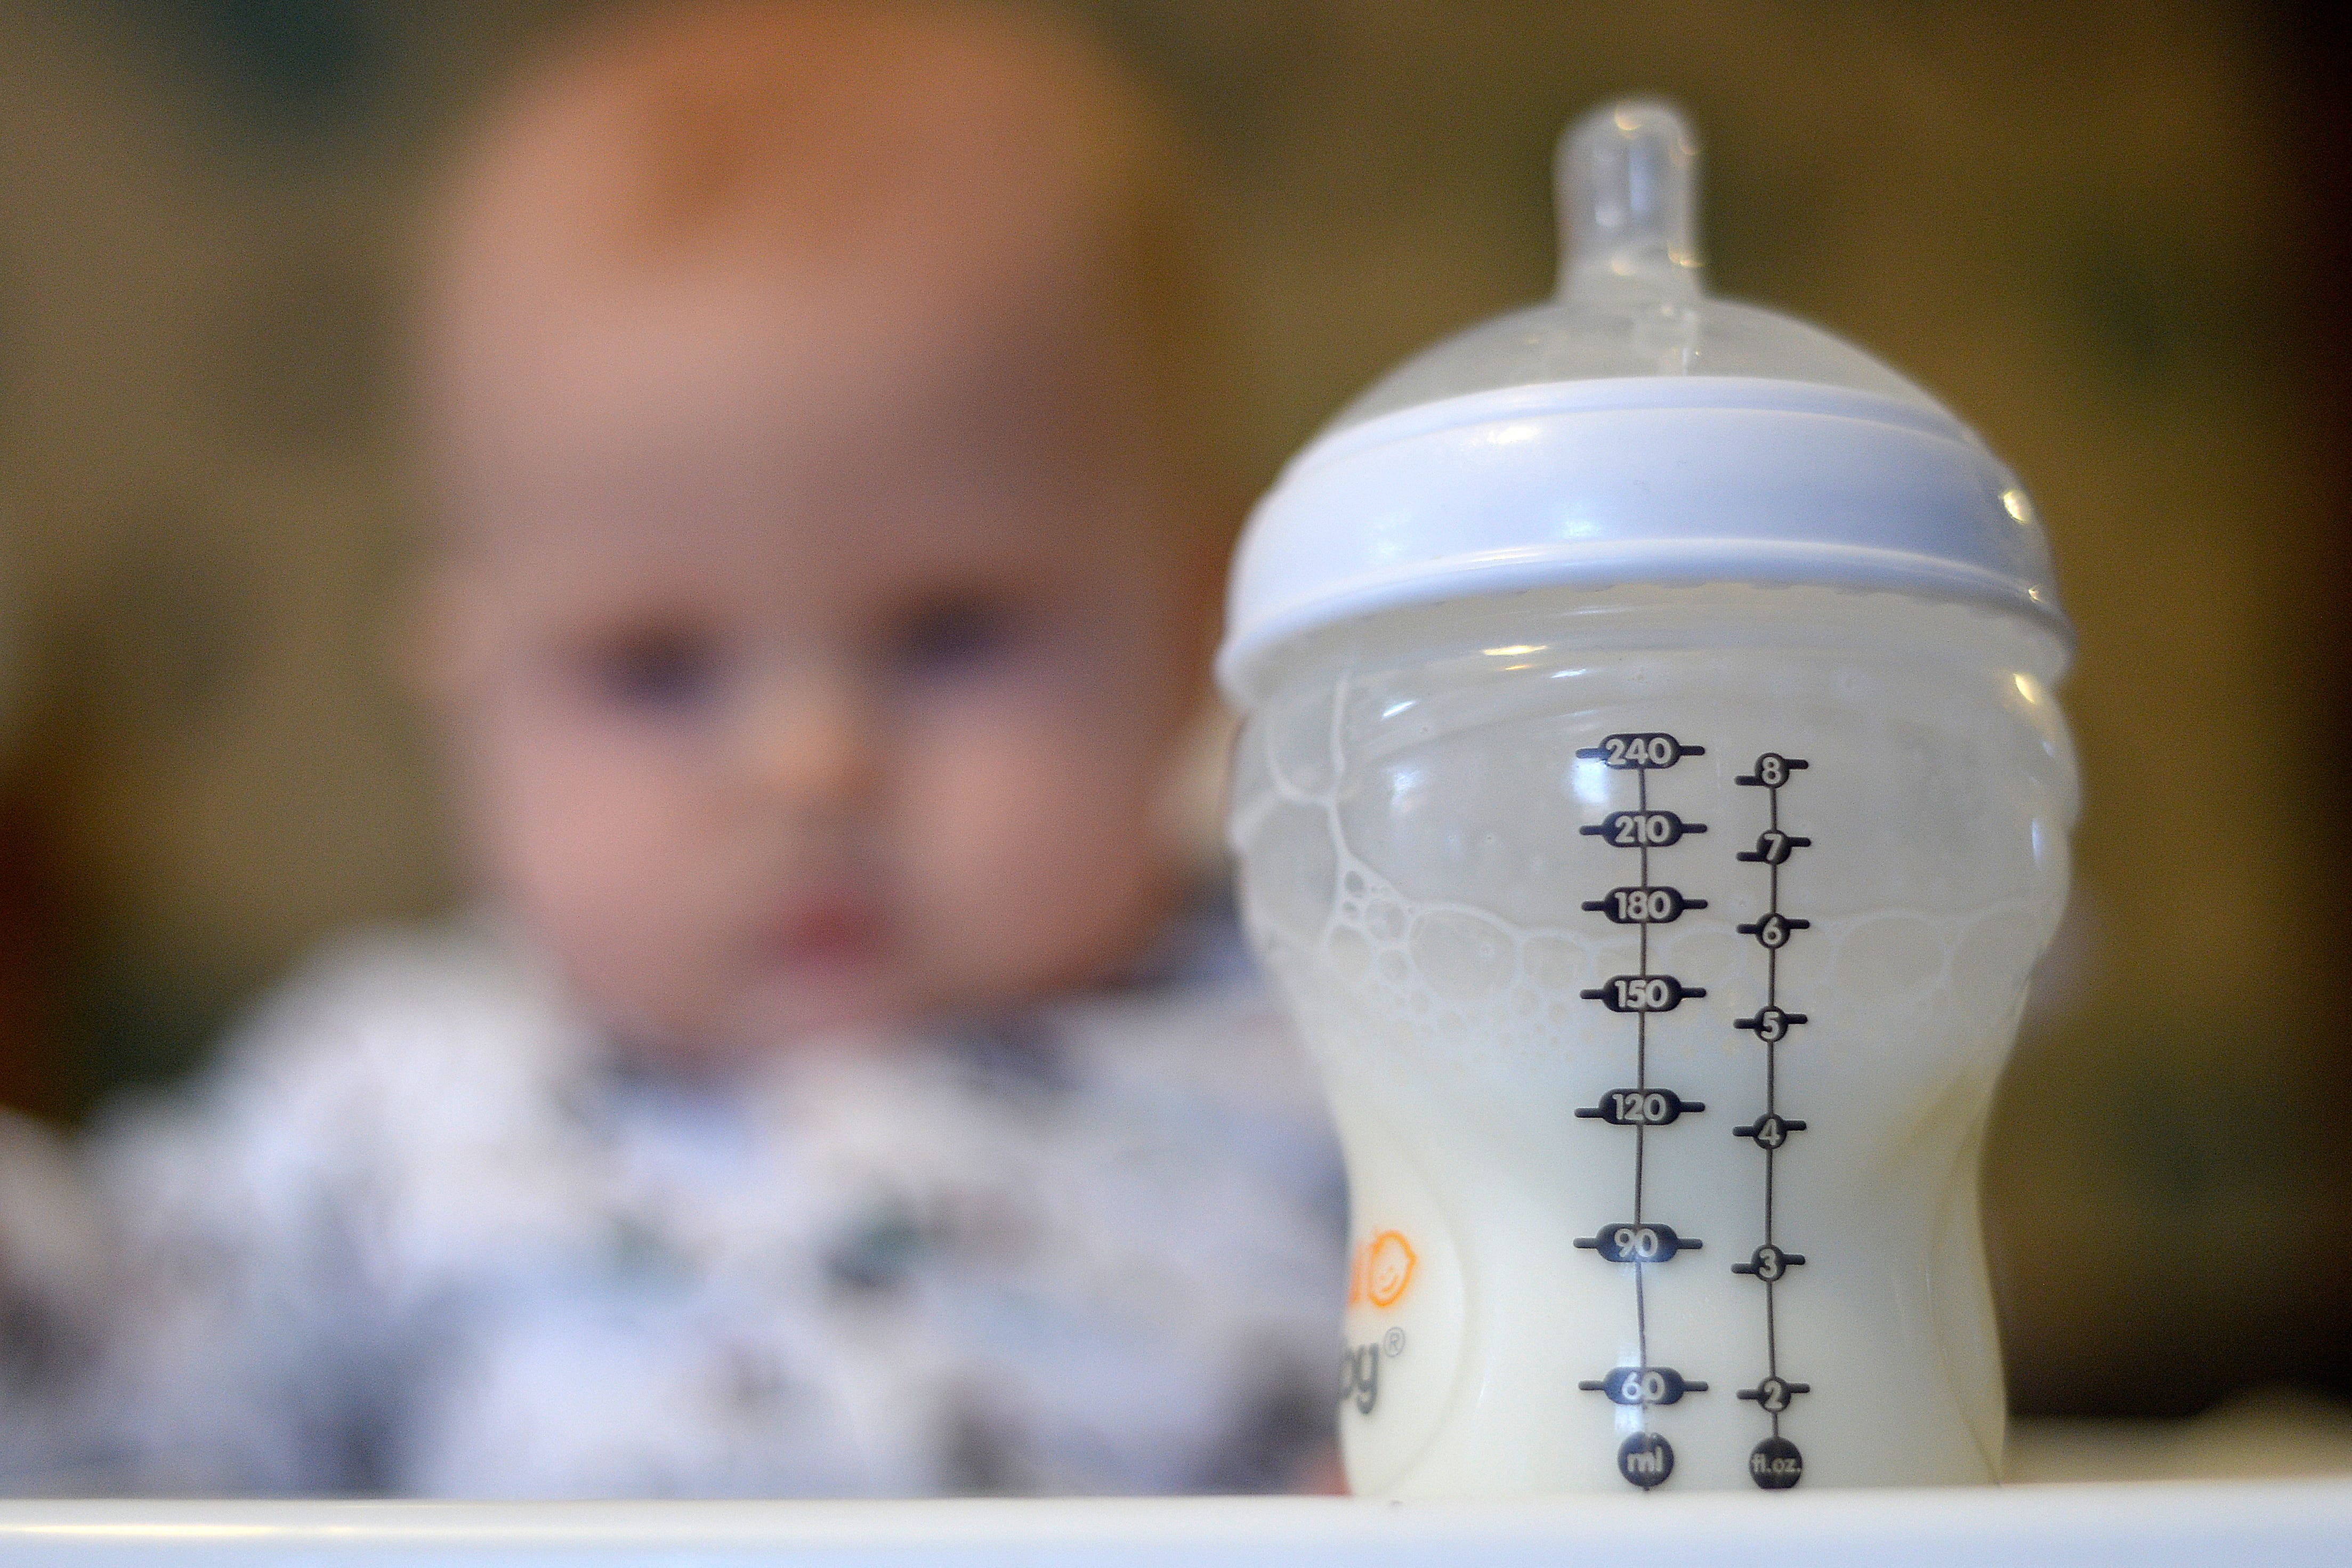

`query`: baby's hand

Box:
[1289,1440,1349,1496]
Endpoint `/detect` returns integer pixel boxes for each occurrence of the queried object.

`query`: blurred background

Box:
[0,0,2344,1430]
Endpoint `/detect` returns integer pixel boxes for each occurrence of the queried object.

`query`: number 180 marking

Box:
[1585,886,1705,924]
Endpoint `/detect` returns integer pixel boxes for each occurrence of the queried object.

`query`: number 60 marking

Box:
[1579,1364,1707,1406]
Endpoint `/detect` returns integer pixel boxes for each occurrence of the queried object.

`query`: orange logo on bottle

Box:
[1349,1229,1417,1309]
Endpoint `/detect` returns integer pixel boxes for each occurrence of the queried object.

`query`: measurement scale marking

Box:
[1573,733,1709,1490]
[1733,751,1811,1491]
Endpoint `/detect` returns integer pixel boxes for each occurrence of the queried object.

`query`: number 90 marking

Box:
[1577,1222,1702,1264]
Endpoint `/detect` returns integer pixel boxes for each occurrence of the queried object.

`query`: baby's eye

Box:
[580,625,723,714]
[885,593,1021,682]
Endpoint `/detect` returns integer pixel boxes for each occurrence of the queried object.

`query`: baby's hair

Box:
[424,0,1243,537]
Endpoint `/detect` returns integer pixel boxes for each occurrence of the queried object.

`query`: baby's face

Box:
[429,264,1211,1064]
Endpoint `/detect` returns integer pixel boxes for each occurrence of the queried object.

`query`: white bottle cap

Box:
[1216,99,2067,706]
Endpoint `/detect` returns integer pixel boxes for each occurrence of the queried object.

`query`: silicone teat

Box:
[1558,99,1702,302]
[1223,92,2068,705]
[1316,93,1947,434]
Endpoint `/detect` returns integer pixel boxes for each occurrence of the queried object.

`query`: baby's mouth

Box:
[762,888,892,975]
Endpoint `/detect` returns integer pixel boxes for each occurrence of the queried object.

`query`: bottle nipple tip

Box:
[1559,96,1704,301]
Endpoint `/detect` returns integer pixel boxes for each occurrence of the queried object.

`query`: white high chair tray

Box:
[0,1480,2346,1565]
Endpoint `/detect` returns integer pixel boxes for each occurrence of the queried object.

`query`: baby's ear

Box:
[1151,694,1238,890]
[1175,480,1249,674]
[392,558,497,714]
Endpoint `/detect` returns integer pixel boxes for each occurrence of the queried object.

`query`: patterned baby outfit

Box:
[0,917,1345,1497]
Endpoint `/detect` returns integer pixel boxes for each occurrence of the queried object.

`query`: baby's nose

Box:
[735,667,879,814]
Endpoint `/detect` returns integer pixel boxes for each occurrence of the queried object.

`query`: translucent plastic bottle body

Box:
[1228,585,2078,1497]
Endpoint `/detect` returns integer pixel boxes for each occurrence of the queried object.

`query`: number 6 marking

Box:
[1737,911,1812,949]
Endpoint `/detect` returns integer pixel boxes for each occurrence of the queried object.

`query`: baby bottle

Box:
[1223,100,2076,1496]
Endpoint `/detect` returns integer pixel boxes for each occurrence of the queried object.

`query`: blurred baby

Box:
[0,0,1342,1497]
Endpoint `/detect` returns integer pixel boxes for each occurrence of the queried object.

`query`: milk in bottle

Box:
[1221,101,2077,1497]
